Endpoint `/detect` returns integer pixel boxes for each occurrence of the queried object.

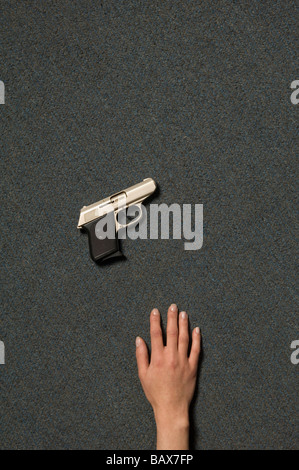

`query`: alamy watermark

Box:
[290,80,299,105]
[95,201,203,251]
[290,340,299,365]
[0,80,4,104]
[0,340,4,364]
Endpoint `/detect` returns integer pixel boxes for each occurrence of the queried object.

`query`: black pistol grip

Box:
[83,216,123,263]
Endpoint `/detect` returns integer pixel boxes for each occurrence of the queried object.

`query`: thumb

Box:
[135,336,149,379]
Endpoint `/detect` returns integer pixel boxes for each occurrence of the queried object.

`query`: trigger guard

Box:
[116,204,143,231]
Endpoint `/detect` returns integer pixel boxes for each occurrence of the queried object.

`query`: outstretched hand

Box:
[136,304,201,450]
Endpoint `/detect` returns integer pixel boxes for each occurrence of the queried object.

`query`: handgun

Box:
[77,178,157,262]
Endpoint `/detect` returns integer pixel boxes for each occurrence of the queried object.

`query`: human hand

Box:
[136,304,201,450]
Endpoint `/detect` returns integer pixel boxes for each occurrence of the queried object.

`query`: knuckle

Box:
[169,359,178,369]
[168,310,177,319]
[167,355,178,369]
[150,354,164,368]
[151,328,162,338]
[167,329,178,337]
[191,350,200,361]
[179,334,189,344]
[153,357,163,368]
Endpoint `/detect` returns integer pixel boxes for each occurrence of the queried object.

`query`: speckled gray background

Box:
[0,0,298,449]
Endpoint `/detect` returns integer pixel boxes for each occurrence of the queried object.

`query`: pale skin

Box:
[135,304,201,450]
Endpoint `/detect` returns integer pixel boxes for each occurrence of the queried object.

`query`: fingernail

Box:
[136,336,141,347]
[181,311,187,319]
[152,308,159,316]
[170,304,177,312]
[195,327,200,335]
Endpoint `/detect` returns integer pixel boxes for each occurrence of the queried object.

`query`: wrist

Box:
[154,402,189,425]
[154,406,190,450]
[154,409,190,430]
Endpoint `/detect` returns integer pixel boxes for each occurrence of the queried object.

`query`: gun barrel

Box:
[77,178,156,228]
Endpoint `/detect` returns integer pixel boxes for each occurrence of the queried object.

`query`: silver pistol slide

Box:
[78,178,157,263]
